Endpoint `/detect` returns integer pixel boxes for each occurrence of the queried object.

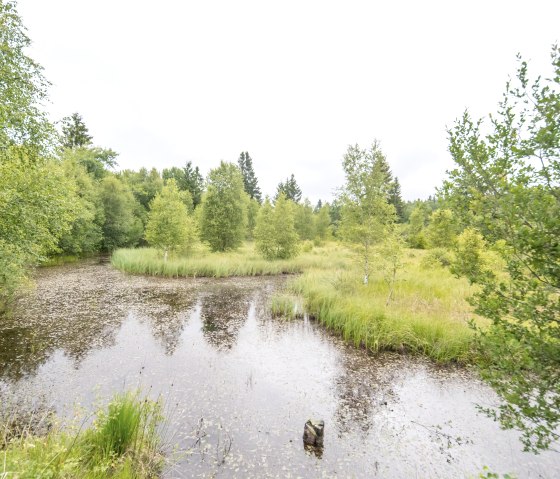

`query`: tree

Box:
[0,1,54,158]
[63,146,117,180]
[145,180,196,258]
[238,152,262,203]
[425,208,458,248]
[275,174,302,203]
[0,2,79,307]
[254,194,299,260]
[162,161,204,207]
[120,167,163,211]
[100,176,143,251]
[339,142,397,284]
[61,112,92,148]
[406,204,429,248]
[57,152,105,255]
[294,199,315,241]
[443,46,560,452]
[314,203,332,242]
[0,154,80,306]
[246,197,260,240]
[388,177,405,222]
[200,161,247,251]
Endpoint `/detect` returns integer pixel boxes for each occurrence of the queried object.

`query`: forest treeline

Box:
[0,0,558,455]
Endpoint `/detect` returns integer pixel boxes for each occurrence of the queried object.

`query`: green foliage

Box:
[238,151,262,203]
[119,167,163,211]
[313,203,332,242]
[100,176,143,251]
[63,146,118,179]
[162,161,204,207]
[57,153,105,255]
[254,195,300,260]
[339,142,397,283]
[200,161,248,251]
[246,197,260,240]
[443,46,560,451]
[426,208,458,248]
[0,152,81,306]
[421,247,453,269]
[145,179,196,255]
[61,112,93,148]
[388,177,405,222]
[2,392,163,478]
[275,173,302,203]
[406,204,429,248]
[294,199,315,241]
[0,1,54,158]
[450,227,487,281]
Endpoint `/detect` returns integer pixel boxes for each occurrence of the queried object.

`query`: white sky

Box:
[17,0,560,203]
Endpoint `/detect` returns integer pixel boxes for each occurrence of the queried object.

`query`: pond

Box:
[0,259,557,478]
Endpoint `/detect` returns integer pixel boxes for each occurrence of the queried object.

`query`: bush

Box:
[421,248,453,269]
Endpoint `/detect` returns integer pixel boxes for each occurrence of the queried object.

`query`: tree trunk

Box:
[363,242,369,285]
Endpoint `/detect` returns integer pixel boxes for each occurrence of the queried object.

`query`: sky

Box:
[17,0,560,204]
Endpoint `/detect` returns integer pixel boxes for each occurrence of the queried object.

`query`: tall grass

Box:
[1,392,163,478]
[111,243,350,278]
[288,249,479,363]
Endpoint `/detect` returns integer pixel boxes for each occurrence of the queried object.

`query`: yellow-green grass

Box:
[288,249,481,363]
[1,392,163,479]
[270,292,305,319]
[112,243,479,363]
[111,243,351,278]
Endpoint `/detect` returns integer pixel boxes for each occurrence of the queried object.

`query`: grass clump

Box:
[270,292,305,319]
[1,392,163,478]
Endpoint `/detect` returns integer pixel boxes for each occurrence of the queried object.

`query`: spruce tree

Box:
[61,113,93,148]
[275,174,302,203]
[388,177,405,222]
[238,151,262,203]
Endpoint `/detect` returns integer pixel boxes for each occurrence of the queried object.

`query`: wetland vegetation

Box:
[1,0,559,476]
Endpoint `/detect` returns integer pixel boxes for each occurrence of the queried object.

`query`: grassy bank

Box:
[287,249,478,362]
[112,243,477,362]
[111,243,350,278]
[1,392,163,478]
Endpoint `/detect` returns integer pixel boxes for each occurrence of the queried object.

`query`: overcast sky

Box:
[17,0,560,203]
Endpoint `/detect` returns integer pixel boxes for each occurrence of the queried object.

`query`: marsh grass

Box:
[112,242,479,362]
[270,292,305,319]
[288,249,480,362]
[1,392,163,479]
[111,243,350,278]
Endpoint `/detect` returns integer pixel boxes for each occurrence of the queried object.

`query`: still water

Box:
[0,259,558,478]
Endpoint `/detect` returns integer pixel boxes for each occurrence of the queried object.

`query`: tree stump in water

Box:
[303,419,324,447]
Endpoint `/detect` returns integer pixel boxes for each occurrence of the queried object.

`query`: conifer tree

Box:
[238,151,262,203]
[275,174,302,203]
[61,113,93,148]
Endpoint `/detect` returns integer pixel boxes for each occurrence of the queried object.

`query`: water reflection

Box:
[0,261,558,478]
[199,287,251,351]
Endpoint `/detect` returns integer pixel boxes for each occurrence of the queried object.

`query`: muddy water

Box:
[0,260,558,478]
